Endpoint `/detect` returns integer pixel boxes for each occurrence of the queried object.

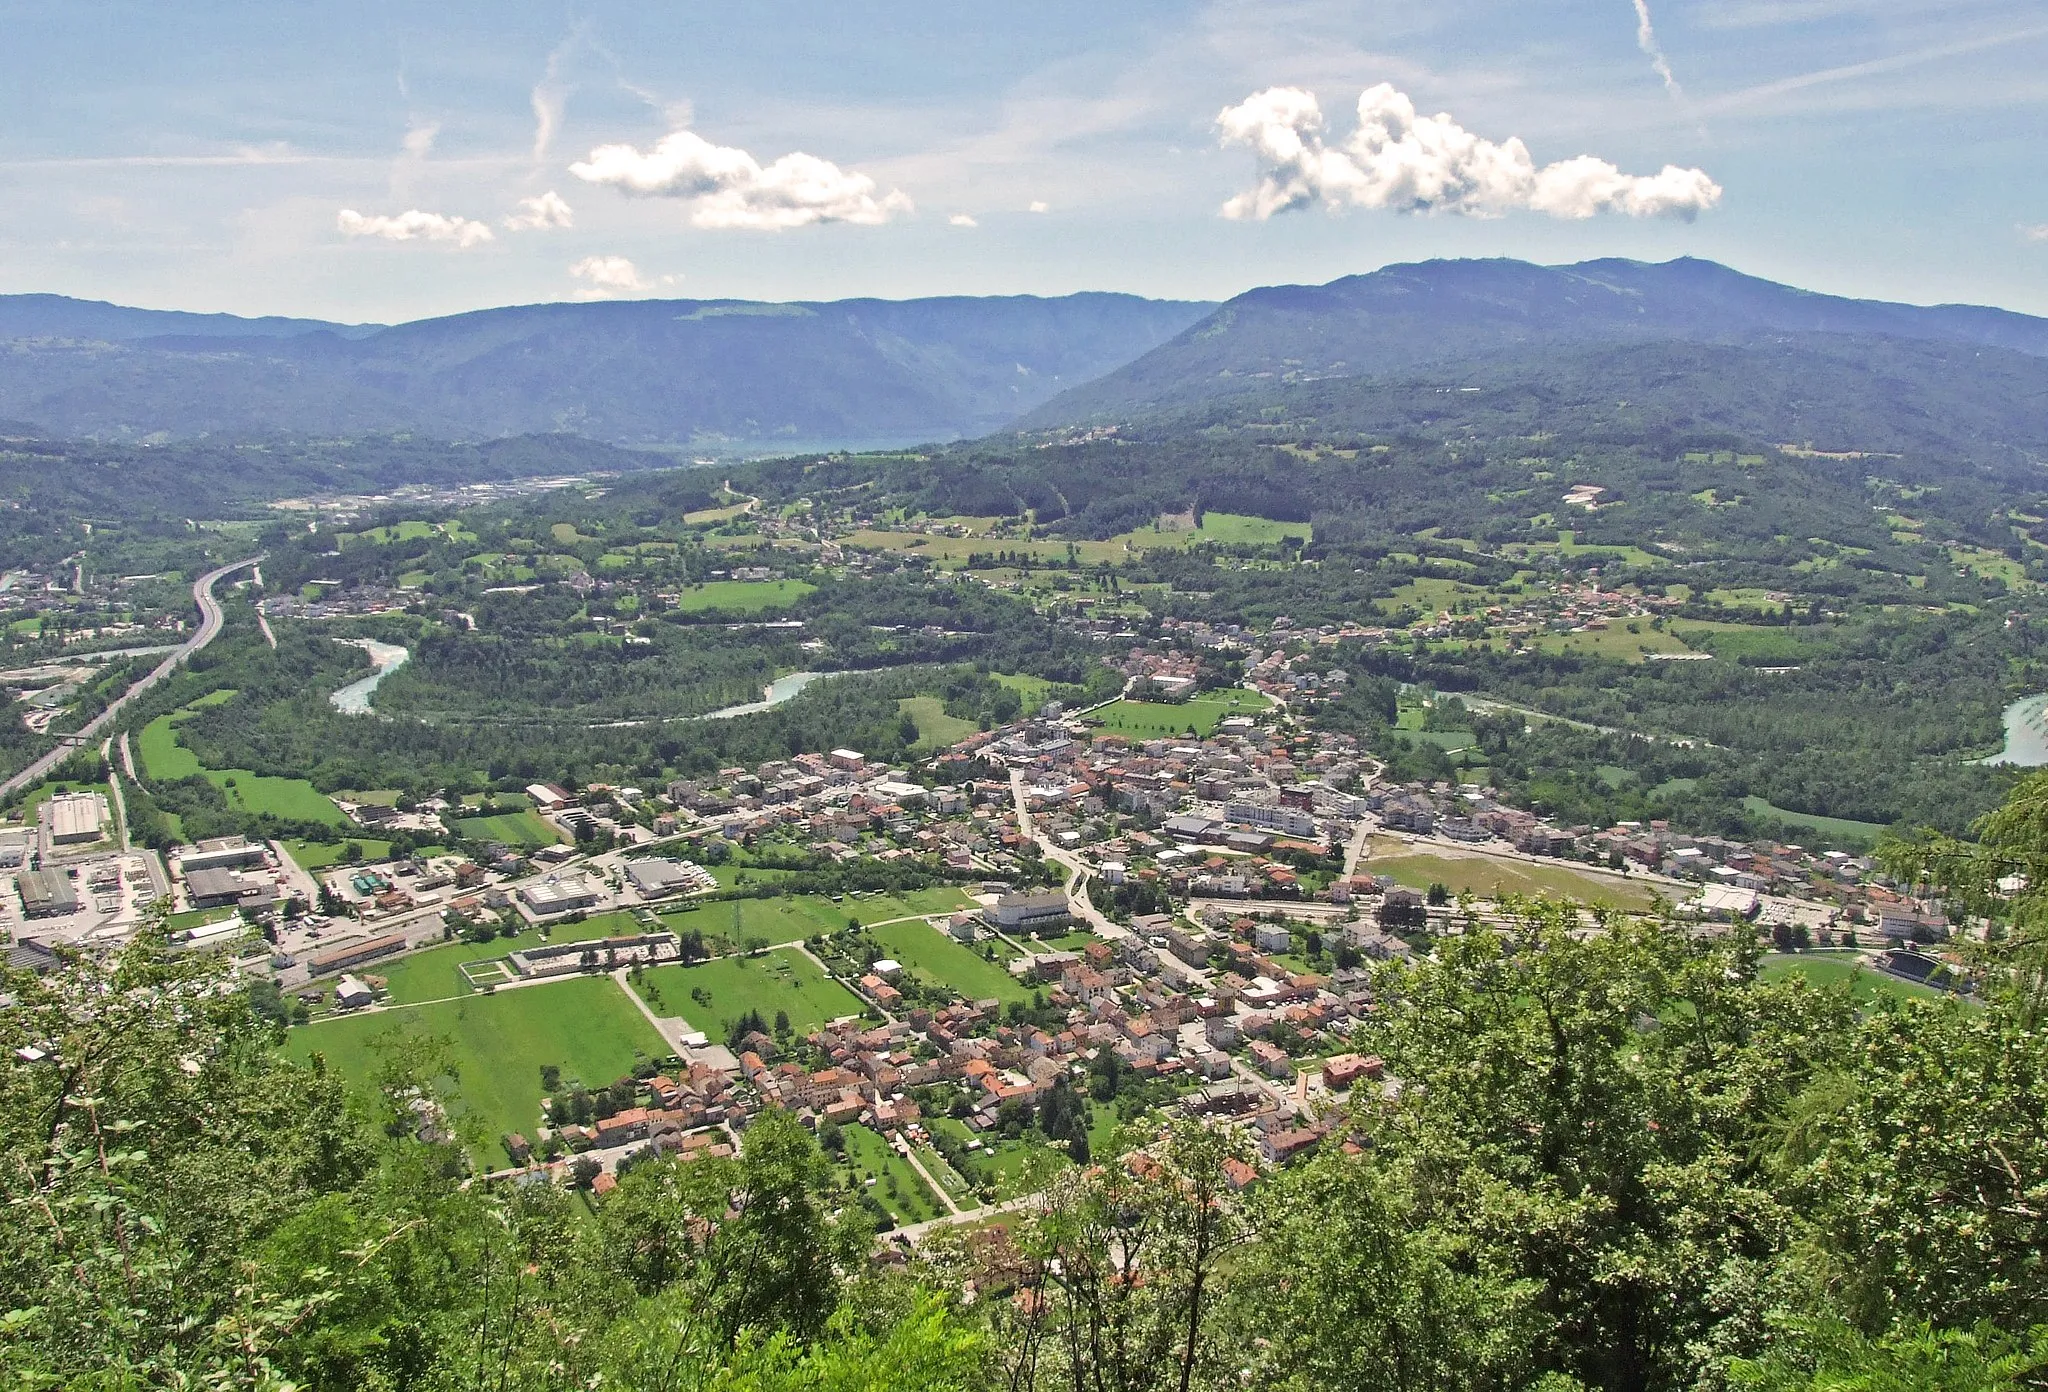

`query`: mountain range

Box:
[5,258,2048,463]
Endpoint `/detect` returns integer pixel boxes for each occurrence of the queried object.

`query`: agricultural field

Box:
[670,579,816,613]
[1087,687,1273,739]
[863,918,1028,1004]
[1524,623,1700,663]
[286,976,666,1168]
[453,808,562,847]
[1362,837,1660,910]
[896,695,977,750]
[628,948,866,1041]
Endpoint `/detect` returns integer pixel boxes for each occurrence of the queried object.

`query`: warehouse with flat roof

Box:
[45,793,106,845]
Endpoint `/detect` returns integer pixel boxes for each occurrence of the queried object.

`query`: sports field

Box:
[1759,952,1954,1004]
[1363,837,1658,910]
[1087,688,1273,740]
[628,948,865,1040]
[454,808,562,847]
[286,976,665,1166]
[863,918,1027,1004]
[671,579,816,613]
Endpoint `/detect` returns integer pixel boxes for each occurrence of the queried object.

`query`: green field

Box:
[1364,838,1658,910]
[140,699,345,826]
[629,948,866,1040]
[370,912,648,1005]
[454,809,562,847]
[1126,512,1313,548]
[1759,952,1954,1005]
[283,838,395,871]
[1087,688,1273,739]
[659,887,975,945]
[896,696,978,751]
[838,1122,947,1226]
[992,672,1055,710]
[1740,797,1888,846]
[165,906,239,932]
[671,579,816,613]
[864,919,1027,1004]
[286,976,666,1167]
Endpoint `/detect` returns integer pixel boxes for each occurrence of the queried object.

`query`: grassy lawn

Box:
[928,1117,1056,1200]
[454,809,563,847]
[837,1123,947,1226]
[1087,688,1273,740]
[165,906,239,932]
[1363,838,1659,910]
[659,888,975,944]
[864,918,1028,1004]
[373,912,649,1006]
[286,976,666,1168]
[1741,797,1887,847]
[1759,952,1956,1005]
[992,672,1055,709]
[1124,512,1313,549]
[897,696,978,751]
[628,948,866,1040]
[671,579,816,613]
[140,698,345,826]
[284,837,394,871]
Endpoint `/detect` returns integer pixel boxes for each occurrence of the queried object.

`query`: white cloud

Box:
[401,121,439,160]
[1028,200,1050,213]
[1632,0,1685,99]
[570,126,912,230]
[336,208,495,247]
[568,254,671,298]
[948,213,978,227]
[1216,83,1722,221]
[2024,224,2048,243]
[505,190,575,230]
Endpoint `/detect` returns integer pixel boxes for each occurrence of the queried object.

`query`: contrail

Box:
[1632,0,1684,100]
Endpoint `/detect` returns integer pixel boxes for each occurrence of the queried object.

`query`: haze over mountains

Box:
[5,257,2048,466]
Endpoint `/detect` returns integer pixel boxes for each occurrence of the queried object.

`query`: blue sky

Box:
[2,1,2044,322]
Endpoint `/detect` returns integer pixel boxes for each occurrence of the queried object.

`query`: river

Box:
[696,671,827,721]
[1974,693,2048,766]
[329,640,411,714]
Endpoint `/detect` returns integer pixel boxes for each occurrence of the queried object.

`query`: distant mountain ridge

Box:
[0,291,1211,451]
[1019,257,2048,427]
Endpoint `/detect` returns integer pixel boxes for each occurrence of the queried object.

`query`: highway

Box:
[1,555,262,799]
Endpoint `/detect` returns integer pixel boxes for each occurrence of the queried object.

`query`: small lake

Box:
[1974,693,2048,766]
[697,671,827,721]
[329,640,411,714]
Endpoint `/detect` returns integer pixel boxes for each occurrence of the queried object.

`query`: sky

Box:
[3,1,2045,323]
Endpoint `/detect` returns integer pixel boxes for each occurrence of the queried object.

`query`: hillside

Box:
[0,291,1210,451]
[1020,256,2048,426]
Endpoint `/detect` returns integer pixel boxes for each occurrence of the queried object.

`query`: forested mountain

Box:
[1022,256,2048,427]
[0,291,1210,450]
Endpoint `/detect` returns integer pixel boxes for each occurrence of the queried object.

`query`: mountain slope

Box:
[0,292,1210,450]
[1020,257,2048,426]
[0,293,380,341]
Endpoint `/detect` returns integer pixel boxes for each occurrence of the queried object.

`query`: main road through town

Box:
[0,555,262,799]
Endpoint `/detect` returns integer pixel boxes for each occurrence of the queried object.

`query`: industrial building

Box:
[174,839,268,876]
[983,890,1073,935]
[185,867,257,909]
[45,793,107,846]
[518,875,604,917]
[18,868,79,919]
[625,858,714,899]
[307,932,409,977]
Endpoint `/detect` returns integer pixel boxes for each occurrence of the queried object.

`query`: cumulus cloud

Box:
[336,208,495,247]
[1216,83,1721,221]
[569,127,912,230]
[401,121,439,159]
[506,190,575,230]
[569,254,649,296]
[1028,200,1050,214]
[948,213,978,227]
[2025,224,2048,243]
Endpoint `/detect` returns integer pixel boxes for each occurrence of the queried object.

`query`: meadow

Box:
[140,700,346,826]
[286,976,666,1167]
[1086,688,1273,739]
[863,918,1027,1004]
[628,948,866,1040]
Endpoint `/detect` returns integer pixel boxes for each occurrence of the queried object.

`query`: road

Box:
[1008,769,1125,940]
[1,555,263,798]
